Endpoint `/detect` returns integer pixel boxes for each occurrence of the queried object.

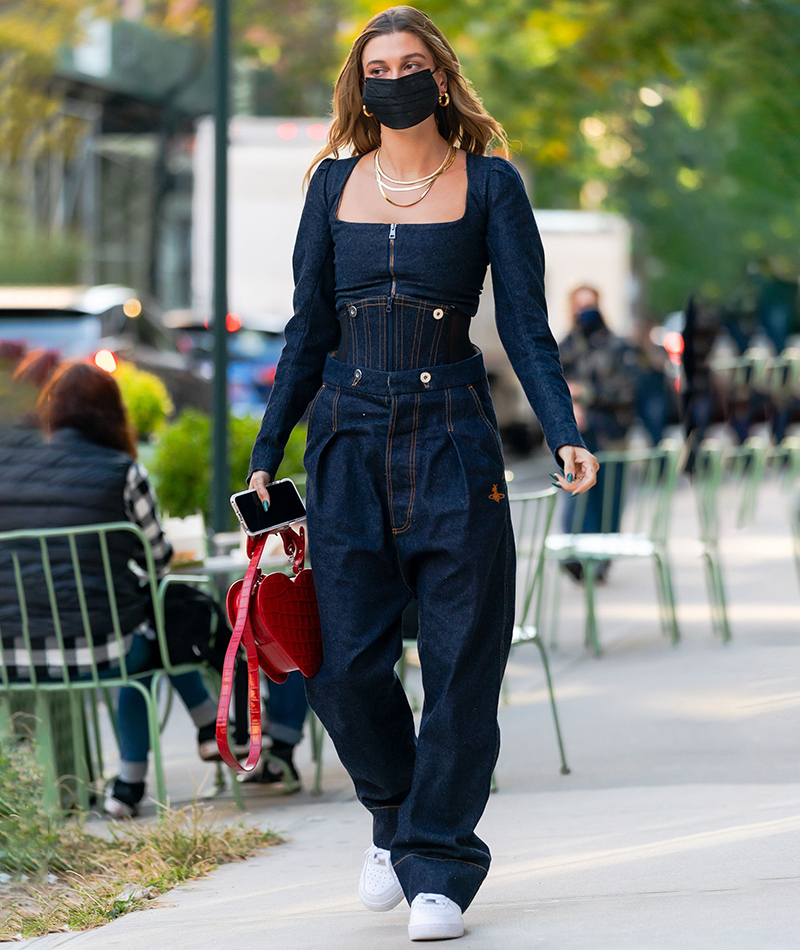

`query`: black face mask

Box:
[576,308,605,335]
[361,67,440,130]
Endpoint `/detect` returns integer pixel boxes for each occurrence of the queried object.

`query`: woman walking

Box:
[248,7,598,940]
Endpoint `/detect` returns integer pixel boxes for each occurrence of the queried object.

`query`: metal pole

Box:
[211,0,230,536]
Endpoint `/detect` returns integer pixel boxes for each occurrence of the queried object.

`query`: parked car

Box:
[0,285,210,411]
[163,309,285,416]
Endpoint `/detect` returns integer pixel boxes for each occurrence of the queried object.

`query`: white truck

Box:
[192,116,633,436]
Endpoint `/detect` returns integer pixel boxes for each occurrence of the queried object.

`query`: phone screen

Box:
[232,481,306,535]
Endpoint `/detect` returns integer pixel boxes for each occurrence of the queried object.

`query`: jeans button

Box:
[420,371,431,385]
[433,308,444,320]
[348,304,357,317]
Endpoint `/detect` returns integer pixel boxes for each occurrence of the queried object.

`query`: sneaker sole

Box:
[103,794,137,819]
[408,921,465,941]
[236,775,303,794]
[359,883,405,912]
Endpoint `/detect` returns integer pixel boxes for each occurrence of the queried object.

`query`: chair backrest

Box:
[565,440,682,545]
[696,435,788,543]
[508,487,558,630]
[0,521,165,690]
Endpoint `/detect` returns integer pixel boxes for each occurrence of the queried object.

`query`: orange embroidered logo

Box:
[489,483,505,503]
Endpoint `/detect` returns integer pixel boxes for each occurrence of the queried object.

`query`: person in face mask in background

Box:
[558,285,640,582]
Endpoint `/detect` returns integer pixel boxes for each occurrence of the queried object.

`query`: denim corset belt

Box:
[334,293,474,371]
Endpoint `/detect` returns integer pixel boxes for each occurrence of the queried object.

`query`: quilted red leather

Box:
[216,525,323,772]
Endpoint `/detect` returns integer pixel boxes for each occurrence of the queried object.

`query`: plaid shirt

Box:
[123,461,173,581]
[2,460,173,680]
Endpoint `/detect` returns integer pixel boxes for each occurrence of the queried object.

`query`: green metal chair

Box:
[544,440,682,657]
[0,521,242,815]
[505,486,570,775]
[693,435,775,644]
[764,435,800,595]
[399,487,569,776]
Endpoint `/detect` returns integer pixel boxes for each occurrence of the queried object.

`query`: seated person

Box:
[0,361,223,817]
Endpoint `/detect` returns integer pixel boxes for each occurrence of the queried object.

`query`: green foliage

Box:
[0,740,89,878]
[115,360,174,440]
[415,0,800,314]
[149,409,307,525]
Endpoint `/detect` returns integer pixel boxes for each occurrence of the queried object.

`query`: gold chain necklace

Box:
[374,145,457,207]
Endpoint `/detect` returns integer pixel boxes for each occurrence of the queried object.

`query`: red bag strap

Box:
[216,533,267,772]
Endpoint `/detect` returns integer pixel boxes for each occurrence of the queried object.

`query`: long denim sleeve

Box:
[486,158,586,463]
[248,158,339,482]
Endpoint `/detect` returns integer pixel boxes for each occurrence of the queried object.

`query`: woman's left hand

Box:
[552,445,599,495]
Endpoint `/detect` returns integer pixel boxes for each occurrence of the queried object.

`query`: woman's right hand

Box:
[249,470,273,510]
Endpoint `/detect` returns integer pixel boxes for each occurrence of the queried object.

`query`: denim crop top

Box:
[248,150,585,480]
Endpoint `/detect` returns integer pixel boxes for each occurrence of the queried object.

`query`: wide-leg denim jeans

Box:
[303,346,515,912]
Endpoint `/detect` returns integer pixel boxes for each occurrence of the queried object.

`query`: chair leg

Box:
[34,692,60,814]
[547,559,563,650]
[583,560,602,657]
[88,689,105,781]
[102,686,120,748]
[652,554,669,639]
[653,553,680,646]
[703,549,731,643]
[710,556,731,644]
[229,762,245,810]
[158,679,175,734]
[0,695,12,738]
[532,636,570,775]
[146,674,169,817]
[205,668,245,810]
[309,709,324,796]
[67,691,90,810]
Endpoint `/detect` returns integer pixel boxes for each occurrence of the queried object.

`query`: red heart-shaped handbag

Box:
[216,525,322,772]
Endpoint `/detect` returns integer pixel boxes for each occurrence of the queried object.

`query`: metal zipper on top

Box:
[387,221,396,370]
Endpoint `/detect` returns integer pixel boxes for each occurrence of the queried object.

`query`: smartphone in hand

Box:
[230,478,306,537]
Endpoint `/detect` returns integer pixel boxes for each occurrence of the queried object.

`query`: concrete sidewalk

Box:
[18,469,800,949]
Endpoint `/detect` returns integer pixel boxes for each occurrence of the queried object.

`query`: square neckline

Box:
[332,148,473,227]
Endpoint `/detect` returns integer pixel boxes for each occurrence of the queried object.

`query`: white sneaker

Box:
[358,845,404,911]
[408,893,464,941]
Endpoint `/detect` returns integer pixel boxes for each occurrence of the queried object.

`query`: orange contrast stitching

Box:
[385,395,398,530]
[391,853,489,873]
[393,392,419,534]
[332,386,340,432]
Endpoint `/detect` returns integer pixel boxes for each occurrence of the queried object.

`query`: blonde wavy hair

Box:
[302,5,510,192]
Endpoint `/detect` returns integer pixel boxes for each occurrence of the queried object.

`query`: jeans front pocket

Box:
[306,382,326,430]
[467,383,504,460]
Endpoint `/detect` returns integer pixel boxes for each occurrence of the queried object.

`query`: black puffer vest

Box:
[0,428,149,679]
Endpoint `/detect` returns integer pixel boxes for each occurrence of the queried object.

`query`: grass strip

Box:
[0,739,282,939]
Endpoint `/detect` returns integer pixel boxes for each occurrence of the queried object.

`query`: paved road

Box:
[18,459,800,949]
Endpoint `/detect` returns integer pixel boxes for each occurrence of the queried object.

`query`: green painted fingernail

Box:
[263,500,270,511]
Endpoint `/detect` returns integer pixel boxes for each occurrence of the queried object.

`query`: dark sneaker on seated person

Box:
[561,558,584,583]
[197,721,251,762]
[103,777,145,818]
[237,740,301,793]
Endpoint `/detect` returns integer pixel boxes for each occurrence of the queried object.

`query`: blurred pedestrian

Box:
[629,318,671,446]
[559,285,639,581]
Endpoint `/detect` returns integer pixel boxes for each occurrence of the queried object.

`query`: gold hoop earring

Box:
[438,91,450,107]
[362,104,374,117]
